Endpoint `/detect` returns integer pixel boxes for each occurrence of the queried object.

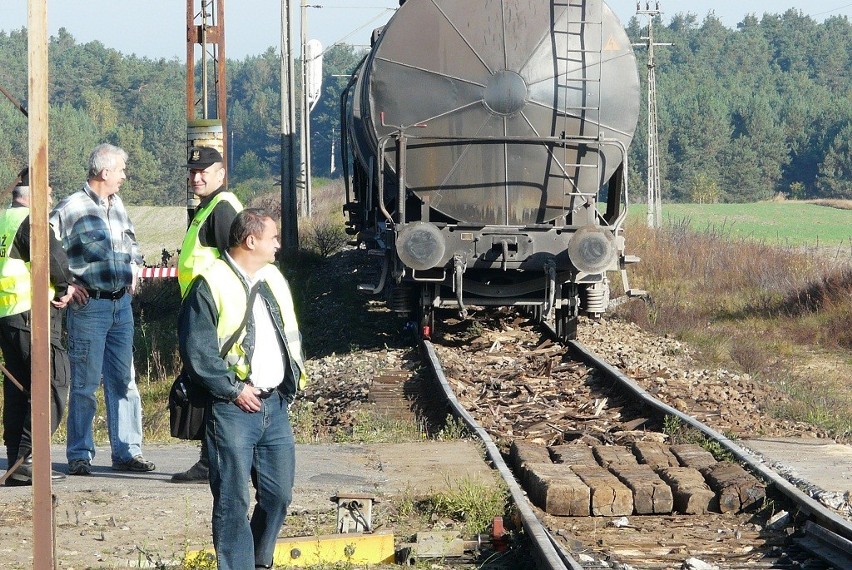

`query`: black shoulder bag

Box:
[169,286,259,440]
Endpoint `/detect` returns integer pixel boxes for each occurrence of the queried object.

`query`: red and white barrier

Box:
[139,266,177,279]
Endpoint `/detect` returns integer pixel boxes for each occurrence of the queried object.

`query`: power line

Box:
[808,2,852,17]
[312,8,395,57]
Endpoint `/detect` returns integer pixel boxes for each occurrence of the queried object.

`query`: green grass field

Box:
[128,206,187,263]
[628,202,852,250]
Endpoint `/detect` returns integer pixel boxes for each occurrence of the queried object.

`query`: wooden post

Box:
[28,1,55,568]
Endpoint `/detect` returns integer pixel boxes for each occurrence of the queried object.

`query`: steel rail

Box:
[421,339,580,570]
[565,336,852,550]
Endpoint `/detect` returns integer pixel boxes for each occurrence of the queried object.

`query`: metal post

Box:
[201,0,210,118]
[299,0,313,218]
[215,0,228,170]
[646,19,658,228]
[634,2,670,229]
[281,0,299,251]
[27,1,55,567]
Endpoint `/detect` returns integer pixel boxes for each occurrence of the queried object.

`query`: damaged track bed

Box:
[421,311,852,569]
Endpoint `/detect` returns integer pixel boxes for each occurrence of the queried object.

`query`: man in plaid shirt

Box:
[50,143,155,476]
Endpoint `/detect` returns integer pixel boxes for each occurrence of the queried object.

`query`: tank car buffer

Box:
[341,0,648,341]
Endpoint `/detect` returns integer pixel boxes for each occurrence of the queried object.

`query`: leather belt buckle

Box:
[257,389,275,400]
[86,288,125,300]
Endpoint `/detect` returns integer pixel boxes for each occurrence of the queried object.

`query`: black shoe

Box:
[68,459,92,476]
[5,456,66,485]
[170,460,209,483]
[112,455,156,472]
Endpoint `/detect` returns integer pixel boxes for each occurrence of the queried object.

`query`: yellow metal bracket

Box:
[185,532,395,567]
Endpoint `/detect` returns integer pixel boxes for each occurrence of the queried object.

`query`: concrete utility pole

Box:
[281,0,299,251]
[633,2,671,229]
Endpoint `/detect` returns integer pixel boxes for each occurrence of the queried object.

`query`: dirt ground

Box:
[0,441,499,569]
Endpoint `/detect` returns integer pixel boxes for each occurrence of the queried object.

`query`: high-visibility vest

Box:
[177,192,243,295]
[0,207,55,317]
[202,258,307,390]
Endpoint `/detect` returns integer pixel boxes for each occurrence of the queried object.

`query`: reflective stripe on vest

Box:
[0,207,54,317]
[177,192,243,296]
[202,259,307,390]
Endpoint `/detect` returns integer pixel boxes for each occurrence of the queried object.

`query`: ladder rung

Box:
[552,1,599,11]
[554,163,599,169]
[552,23,602,31]
[556,51,602,57]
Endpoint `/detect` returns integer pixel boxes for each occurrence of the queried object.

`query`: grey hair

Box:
[87,143,128,179]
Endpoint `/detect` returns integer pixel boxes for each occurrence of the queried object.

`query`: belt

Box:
[246,380,279,400]
[86,288,126,300]
[256,388,278,399]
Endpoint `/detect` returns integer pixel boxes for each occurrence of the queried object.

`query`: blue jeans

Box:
[207,392,295,570]
[65,295,143,464]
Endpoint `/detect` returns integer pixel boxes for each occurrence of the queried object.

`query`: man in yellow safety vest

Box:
[178,208,306,570]
[172,146,242,483]
[0,169,75,485]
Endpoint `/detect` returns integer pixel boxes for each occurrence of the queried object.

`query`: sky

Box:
[2,1,851,61]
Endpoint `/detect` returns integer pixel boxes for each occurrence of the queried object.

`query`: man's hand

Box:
[233,383,262,413]
[129,263,139,295]
[51,284,76,309]
[70,285,90,305]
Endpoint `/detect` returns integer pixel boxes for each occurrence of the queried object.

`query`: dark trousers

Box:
[1,309,70,462]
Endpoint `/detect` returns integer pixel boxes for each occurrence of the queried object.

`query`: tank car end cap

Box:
[397,222,446,271]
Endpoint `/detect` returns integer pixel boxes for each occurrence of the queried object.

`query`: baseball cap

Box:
[186,146,224,169]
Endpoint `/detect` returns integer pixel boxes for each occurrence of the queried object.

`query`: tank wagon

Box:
[341,0,642,339]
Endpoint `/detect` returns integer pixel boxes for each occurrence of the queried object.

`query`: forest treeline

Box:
[0,7,850,206]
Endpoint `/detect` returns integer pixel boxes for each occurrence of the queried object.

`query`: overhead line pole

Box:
[281,0,299,251]
[633,2,671,229]
[299,0,313,218]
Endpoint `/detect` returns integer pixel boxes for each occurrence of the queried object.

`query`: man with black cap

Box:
[0,168,75,485]
[172,146,243,483]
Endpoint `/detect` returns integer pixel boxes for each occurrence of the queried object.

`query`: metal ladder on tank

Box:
[549,0,604,220]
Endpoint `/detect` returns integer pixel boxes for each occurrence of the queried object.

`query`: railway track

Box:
[415,311,852,569]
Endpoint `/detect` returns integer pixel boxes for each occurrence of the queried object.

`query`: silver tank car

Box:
[342,0,641,339]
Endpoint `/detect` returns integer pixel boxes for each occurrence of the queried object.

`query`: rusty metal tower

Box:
[186,0,227,220]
